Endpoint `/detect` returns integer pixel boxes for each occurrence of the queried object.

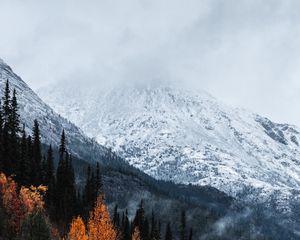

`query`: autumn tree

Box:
[0,173,47,237]
[68,216,88,240]
[88,195,118,240]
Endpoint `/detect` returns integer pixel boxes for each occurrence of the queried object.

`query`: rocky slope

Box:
[0,58,110,164]
[39,81,300,212]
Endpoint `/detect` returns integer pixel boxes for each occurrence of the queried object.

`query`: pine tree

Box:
[55,131,76,228]
[10,89,20,134]
[122,210,131,240]
[180,210,186,240]
[21,212,52,240]
[165,223,172,240]
[113,204,120,228]
[32,120,42,185]
[0,100,4,171]
[18,126,30,186]
[2,80,11,125]
[26,135,34,183]
[45,145,55,208]
[96,162,102,195]
[188,228,193,240]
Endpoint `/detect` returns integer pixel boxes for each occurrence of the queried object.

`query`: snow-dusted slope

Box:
[0,59,107,163]
[39,81,300,207]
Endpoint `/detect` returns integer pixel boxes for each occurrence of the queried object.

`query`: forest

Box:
[0,80,193,240]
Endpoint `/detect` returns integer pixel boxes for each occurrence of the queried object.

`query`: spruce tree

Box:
[18,126,30,185]
[32,120,42,185]
[55,130,76,229]
[0,100,3,171]
[10,89,20,134]
[180,210,186,240]
[45,145,56,209]
[122,209,131,240]
[113,204,120,228]
[2,80,11,125]
[188,228,193,240]
[165,223,172,240]
[21,212,52,240]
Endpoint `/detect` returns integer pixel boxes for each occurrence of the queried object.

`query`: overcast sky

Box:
[1,0,300,126]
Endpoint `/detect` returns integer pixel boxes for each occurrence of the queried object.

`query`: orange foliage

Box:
[88,195,118,240]
[0,173,46,234]
[68,216,88,240]
[19,185,47,214]
[0,173,24,233]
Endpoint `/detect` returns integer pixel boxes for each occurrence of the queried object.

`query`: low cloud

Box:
[1,0,300,125]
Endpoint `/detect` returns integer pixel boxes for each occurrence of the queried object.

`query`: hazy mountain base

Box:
[49,145,300,240]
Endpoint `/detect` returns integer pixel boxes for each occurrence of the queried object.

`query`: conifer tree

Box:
[188,228,193,240]
[18,127,30,185]
[45,145,55,208]
[55,130,76,228]
[21,212,52,240]
[122,210,131,240]
[2,80,11,125]
[32,120,42,185]
[0,100,3,171]
[113,204,120,229]
[180,210,186,240]
[10,89,20,134]
[165,223,172,240]
[96,162,102,195]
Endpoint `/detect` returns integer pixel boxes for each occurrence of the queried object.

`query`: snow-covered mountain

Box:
[0,58,108,163]
[39,80,300,210]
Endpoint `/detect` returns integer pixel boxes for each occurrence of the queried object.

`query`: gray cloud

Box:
[1,0,300,125]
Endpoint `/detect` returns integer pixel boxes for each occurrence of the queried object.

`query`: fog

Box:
[1,0,300,125]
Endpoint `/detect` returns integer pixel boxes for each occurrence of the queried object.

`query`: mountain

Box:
[0,58,112,165]
[0,58,249,239]
[39,81,300,211]
[1,58,298,238]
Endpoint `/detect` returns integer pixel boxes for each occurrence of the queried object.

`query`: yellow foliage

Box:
[19,185,47,214]
[68,216,88,240]
[0,172,47,233]
[88,195,118,240]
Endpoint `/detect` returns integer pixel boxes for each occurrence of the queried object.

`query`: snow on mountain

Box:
[0,59,108,163]
[38,80,300,210]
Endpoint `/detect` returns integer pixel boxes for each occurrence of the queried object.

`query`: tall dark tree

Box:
[165,223,172,240]
[55,130,76,230]
[32,120,42,185]
[133,200,148,240]
[96,162,102,195]
[2,80,11,125]
[18,126,30,185]
[0,100,3,171]
[45,145,55,208]
[10,89,20,134]
[113,204,120,229]
[122,209,131,240]
[188,228,193,240]
[180,210,186,240]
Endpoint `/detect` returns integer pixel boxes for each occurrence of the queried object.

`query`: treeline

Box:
[0,80,193,240]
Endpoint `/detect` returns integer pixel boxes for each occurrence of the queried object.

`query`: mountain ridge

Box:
[39,79,300,212]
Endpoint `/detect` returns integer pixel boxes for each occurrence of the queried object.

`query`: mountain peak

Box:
[39,80,300,212]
